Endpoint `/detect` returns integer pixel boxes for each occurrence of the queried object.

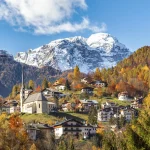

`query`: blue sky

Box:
[0,0,150,55]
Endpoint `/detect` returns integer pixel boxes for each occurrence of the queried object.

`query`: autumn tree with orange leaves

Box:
[58,77,66,85]
[36,85,41,92]
[0,114,31,150]
[74,83,84,90]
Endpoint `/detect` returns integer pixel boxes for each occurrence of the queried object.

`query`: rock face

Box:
[15,33,131,73]
[0,50,60,97]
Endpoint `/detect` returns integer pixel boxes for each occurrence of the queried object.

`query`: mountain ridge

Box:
[0,50,61,97]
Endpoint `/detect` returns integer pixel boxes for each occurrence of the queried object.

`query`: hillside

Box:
[101,46,150,96]
[117,46,150,68]
[0,50,61,97]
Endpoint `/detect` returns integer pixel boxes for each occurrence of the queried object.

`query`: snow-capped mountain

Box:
[15,33,131,73]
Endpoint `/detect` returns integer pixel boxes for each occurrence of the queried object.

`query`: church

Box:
[20,66,56,114]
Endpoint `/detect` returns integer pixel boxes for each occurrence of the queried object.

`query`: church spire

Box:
[22,65,24,88]
[20,64,25,112]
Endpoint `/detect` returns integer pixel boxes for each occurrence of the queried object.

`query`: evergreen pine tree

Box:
[65,79,71,90]
[42,78,48,89]
[88,105,97,125]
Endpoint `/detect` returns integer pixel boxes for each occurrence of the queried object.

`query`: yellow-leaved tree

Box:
[94,68,102,81]
[73,65,80,81]
[0,114,30,150]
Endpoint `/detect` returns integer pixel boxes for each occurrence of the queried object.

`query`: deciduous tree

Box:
[74,66,80,81]
[94,68,102,81]
[28,80,35,90]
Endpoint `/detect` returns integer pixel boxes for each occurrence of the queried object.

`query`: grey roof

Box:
[42,88,63,94]
[24,92,47,104]
[80,99,98,104]
[53,119,84,127]
[27,123,52,129]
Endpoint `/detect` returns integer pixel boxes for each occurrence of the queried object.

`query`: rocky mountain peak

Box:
[15,33,131,73]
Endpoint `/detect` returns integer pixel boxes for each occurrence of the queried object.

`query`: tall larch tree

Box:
[11,85,18,98]
[73,65,80,81]
[28,80,35,90]
[94,68,102,81]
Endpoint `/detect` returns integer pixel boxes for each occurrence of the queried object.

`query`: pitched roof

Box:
[80,99,98,104]
[42,88,63,94]
[24,92,47,104]
[53,119,84,127]
[27,123,53,130]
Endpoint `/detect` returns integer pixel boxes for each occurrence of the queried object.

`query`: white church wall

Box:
[35,101,47,114]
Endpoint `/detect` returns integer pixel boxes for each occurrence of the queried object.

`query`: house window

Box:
[39,104,40,108]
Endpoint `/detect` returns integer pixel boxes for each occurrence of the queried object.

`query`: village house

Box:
[98,108,114,122]
[131,97,143,109]
[42,88,65,99]
[0,105,10,114]
[53,119,97,139]
[9,100,20,113]
[81,78,90,84]
[0,100,20,114]
[47,102,57,112]
[98,101,139,123]
[26,123,53,140]
[54,84,66,91]
[119,107,138,122]
[81,87,94,94]
[78,99,98,112]
[90,80,107,88]
[118,91,130,101]
[61,102,76,112]
[101,101,117,109]
[61,102,70,112]
[95,80,107,87]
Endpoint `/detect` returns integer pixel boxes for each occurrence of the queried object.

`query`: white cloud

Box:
[0,0,107,34]
[35,18,107,34]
